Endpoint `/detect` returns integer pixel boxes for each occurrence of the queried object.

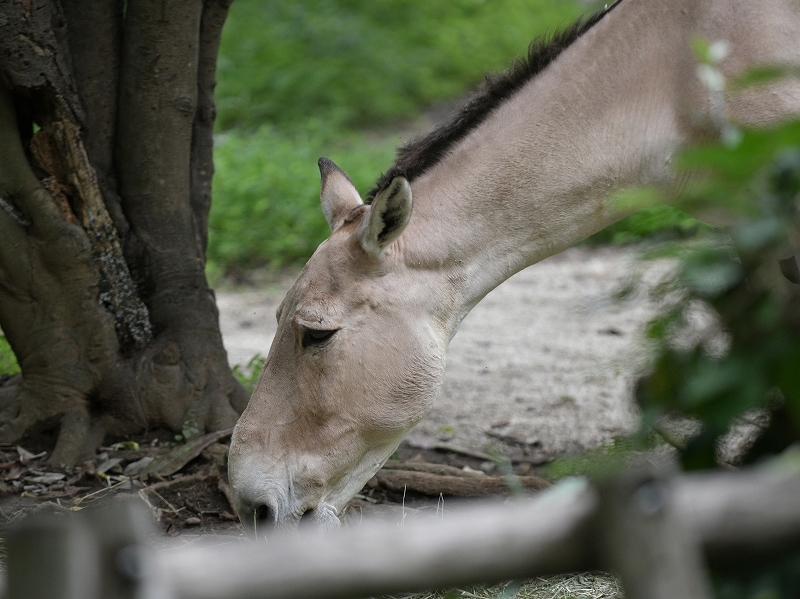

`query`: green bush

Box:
[209,125,397,269]
[586,206,715,245]
[548,118,800,599]
[217,0,585,131]
[637,120,800,470]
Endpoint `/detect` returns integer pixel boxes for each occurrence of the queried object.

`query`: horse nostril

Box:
[254,504,274,529]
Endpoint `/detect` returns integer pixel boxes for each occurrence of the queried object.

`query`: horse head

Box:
[228,159,449,532]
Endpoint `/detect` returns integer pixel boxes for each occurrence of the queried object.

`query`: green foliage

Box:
[543,435,658,480]
[176,412,202,442]
[587,206,715,246]
[217,0,585,132]
[0,331,19,376]
[209,125,397,269]
[232,353,267,393]
[636,120,800,470]
[714,552,800,599]
[584,117,800,598]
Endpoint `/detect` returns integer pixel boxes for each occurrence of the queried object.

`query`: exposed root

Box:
[49,409,91,467]
[0,379,31,443]
[0,377,85,446]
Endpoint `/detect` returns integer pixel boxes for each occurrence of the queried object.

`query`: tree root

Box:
[49,410,92,467]
[0,376,85,446]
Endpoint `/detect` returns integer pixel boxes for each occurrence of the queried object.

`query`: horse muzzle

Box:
[230,468,342,536]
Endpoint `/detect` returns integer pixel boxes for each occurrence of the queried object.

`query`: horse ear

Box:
[318,157,362,231]
[358,176,412,257]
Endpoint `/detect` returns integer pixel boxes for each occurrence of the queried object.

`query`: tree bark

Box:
[0,86,118,464]
[0,0,248,466]
[193,0,235,258]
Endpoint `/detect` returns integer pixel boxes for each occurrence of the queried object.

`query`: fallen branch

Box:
[217,476,237,514]
[381,461,487,478]
[375,470,550,497]
[401,436,495,461]
[141,428,233,478]
[402,435,551,465]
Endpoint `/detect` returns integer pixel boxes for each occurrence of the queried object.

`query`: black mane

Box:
[368,1,621,199]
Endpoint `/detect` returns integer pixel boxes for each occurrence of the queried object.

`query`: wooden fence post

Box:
[6,496,164,599]
[84,496,166,599]
[594,462,713,599]
[5,462,799,599]
[6,510,100,599]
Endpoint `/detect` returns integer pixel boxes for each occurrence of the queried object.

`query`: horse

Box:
[227,0,800,532]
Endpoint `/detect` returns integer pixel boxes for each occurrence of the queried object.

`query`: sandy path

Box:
[216,245,666,460]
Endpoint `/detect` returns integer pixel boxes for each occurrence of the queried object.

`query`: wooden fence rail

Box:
[5,459,800,599]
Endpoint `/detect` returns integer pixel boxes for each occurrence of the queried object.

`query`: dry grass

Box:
[379,572,623,599]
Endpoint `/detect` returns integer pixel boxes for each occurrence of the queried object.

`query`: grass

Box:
[209,124,398,270]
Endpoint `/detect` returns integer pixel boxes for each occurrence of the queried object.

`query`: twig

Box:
[146,488,182,515]
[71,478,128,507]
[143,472,215,494]
[402,437,550,465]
[217,476,237,514]
[400,485,407,527]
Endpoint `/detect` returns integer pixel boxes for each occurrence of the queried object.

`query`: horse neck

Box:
[399,0,698,331]
[400,0,800,335]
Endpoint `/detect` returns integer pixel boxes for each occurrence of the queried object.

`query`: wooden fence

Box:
[4,459,800,599]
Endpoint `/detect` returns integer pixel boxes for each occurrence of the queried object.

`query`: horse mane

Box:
[368,1,622,200]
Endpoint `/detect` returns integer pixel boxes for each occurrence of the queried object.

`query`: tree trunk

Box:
[0,0,247,466]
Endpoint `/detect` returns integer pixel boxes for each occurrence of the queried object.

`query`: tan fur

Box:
[229,0,800,531]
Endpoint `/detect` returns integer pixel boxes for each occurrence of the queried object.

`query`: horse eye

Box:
[302,328,337,349]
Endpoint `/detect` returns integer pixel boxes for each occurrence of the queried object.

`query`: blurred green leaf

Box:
[0,330,19,376]
[611,186,663,212]
[690,35,713,64]
[636,118,800,473]
[732,65,800,91]
[681,251,744,298]
[232,353,267,393]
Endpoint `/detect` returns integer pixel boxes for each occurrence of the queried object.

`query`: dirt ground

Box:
[0,244,668,547]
